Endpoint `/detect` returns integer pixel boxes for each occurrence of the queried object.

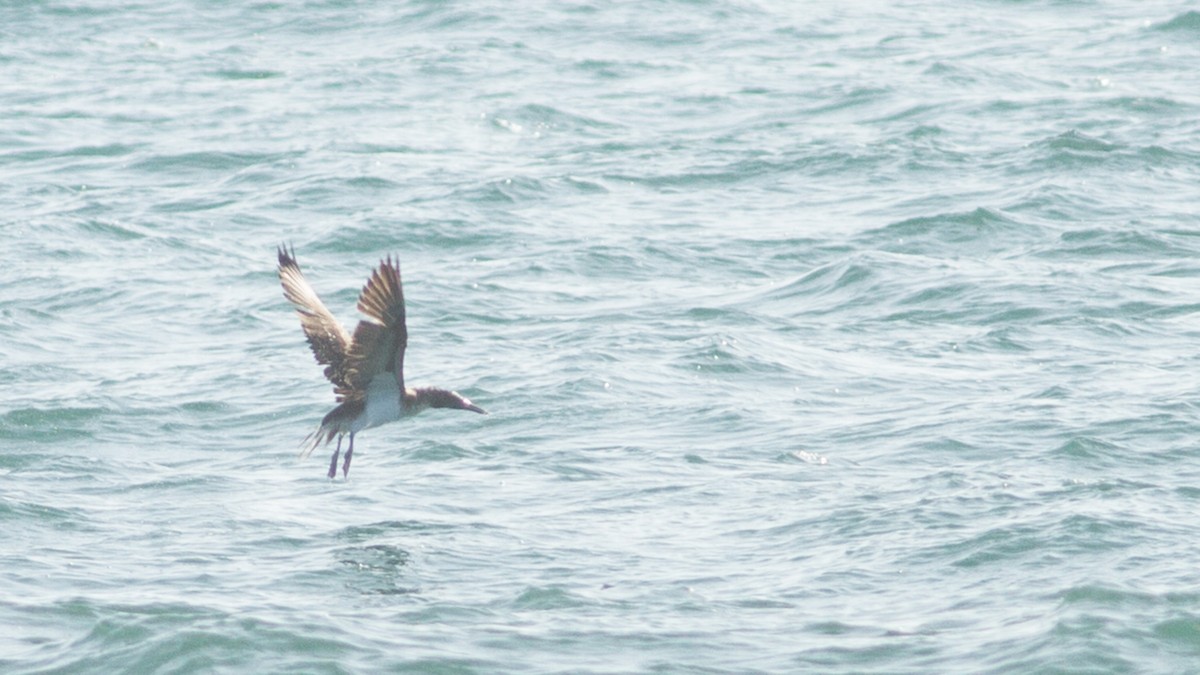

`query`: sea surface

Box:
[3,1,1200,672]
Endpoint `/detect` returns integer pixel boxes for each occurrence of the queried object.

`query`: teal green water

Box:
[3,1,1200,672]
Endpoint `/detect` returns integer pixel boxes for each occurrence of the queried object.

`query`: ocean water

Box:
[3,0,1200,672]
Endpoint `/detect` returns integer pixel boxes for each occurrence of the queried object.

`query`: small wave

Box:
[1102,96,1185,114]
[1017,129,1197,178]
[489,103,622,137]
[1022,130,1144,172]
[210,68,285,80]
[669,333,798,379]
[1051,436,1124,462]
[946,512,1139,570]
[0,499,90,526]
[748,257,882,316]
[338,544,412,582]
[573,57,678,80]
[1152,11,1200,33]
[604,156,791,190]
[65,143,140,158]
[0,406,111,442]
[1039,130,1119,154]
[336,520,452,541]
[26,599,358,673]
[78,219,153,241]
[511,585,589,611]
[455,175,548,204]
[858,207,1039,257]
[129,151,297,175]
[1057,584,1161,608]
[1047,228,1185,260]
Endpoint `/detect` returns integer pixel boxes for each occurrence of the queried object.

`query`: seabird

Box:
[277,245,486,479]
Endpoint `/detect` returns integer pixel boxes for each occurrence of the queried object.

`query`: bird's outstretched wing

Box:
[277,244,353,389]
[339,255,408,400]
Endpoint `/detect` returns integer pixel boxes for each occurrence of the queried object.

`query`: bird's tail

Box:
[299,399,360,458]
[299,424,337,459]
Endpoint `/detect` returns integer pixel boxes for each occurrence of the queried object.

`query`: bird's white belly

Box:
[359,375,404,431]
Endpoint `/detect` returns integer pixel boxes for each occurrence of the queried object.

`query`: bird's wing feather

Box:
[277,245,354,388]
[341,255,407,397]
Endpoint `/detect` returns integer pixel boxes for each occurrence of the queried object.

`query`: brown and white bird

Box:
[277,245,486,479]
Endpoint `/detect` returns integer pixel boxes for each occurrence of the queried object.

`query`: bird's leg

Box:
[342,433,355,478]
[327,435,342,480]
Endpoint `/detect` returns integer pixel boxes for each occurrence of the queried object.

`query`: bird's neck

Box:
[401,387,420,410]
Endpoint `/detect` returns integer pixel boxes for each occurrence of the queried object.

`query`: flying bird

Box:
[277,245,486,479]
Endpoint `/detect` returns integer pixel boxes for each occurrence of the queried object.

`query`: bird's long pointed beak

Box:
[464,402,487,415]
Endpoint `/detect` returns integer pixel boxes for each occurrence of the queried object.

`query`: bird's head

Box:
[423,388,488,415]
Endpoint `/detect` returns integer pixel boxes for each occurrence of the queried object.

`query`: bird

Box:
[277,244,486,479]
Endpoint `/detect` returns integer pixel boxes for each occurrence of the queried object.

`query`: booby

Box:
[277,245,486,479]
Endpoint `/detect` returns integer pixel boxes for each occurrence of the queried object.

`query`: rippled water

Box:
[3,1,1200,672]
